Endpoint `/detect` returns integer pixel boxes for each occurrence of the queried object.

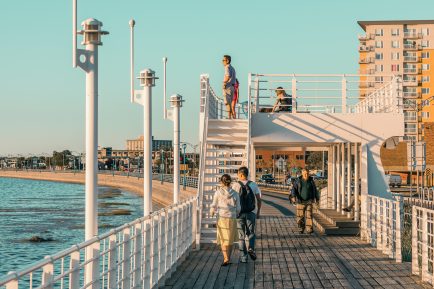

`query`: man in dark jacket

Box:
[290,168,319,234]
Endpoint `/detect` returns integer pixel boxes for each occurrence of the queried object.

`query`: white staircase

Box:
[199,119,248,243]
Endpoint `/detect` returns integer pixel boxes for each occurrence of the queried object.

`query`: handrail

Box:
[0,197,197,288]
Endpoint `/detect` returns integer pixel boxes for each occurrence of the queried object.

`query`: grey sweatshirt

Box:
[210,186,241,218]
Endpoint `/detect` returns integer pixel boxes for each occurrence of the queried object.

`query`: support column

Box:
[336,144,341,212]
[360,143,369,240]
[354,143,360,221]
[341,142,346,215]
[328,146,334,210]
[332,145,337,210]
[347,142,352,218]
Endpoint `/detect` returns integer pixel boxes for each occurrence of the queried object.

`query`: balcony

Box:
[404,67,421,74]
[404,115,417,122]
[403,91,421,98]
[358,68,375,74]
[404,44,422,51]
[404,127,418,134]
[403,78,421,87]
[359,57,375,64]
[359,82,375,89]
[358,34,374,41]
[358,45,374,52]
[403,55,420,62]
[404,31,423,39]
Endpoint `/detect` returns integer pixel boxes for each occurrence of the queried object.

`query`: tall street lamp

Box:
[170,94,184,204]
[129,19,158,216]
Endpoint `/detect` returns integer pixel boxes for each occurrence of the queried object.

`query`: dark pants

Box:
[237,212,256,256]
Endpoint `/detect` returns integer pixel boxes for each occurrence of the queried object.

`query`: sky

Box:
[1,0,434,155]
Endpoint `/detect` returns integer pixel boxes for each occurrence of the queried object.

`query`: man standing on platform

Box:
[290,168,319,234]
[233,166,262,263]
[222,55,236,119]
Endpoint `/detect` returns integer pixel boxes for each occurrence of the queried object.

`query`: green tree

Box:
[306,152,323,171]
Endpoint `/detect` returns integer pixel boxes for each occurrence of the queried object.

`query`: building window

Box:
[375,64,383,72]
[391,28,399,36]
[375,28,383,36]
[422,112,430,119]
[422,76,430,83]
[375,76,384,83]
[422,52,430,59]
[422,99,430,107]
[422,40,430,48]
[375,53,383,60]
[296,155,304,160]
[255,155,263,160]
[391,40,399,48]
[422,88,430,94]
[422,28,429,36]
[375,41,383,48]
[391,52,399,60]
[391,64,400,72]
[422,64,430,71]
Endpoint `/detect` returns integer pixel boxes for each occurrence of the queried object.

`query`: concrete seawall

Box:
[0,171,196,207]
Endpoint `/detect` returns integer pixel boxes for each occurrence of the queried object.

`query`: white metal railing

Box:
[404,31,422,39]
[404,91,421,98]
[200,74,247,120]
[412,205,434,286]
[352,76,402,113]
[247,73,400,114]
[366,195,402,263]
[153,173,198,188]
[0,197,197,289]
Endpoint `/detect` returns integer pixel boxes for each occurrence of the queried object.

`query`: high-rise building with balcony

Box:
[358,20,434,142]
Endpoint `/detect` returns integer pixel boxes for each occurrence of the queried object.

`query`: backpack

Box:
[238,181,256,213]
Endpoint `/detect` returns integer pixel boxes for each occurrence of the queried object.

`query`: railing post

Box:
[421,208,429,283]
[107,234,117,289]
[255,76,259,113]
[192,198,198,250]
[354,143,360,221]
[394,198,402,263]
[84,242,100,289]
[144,219,151,289]
[69,251,80,289]
[411,206,419,276]
[122,227,132,289]
[166,208,173,278]
[151,215,160,288]
[158,212,167,287]
[292,77,297,113]
[346,142,352,218]
[41,257,54,289]
[4,278,17,289]
[342,76,347,113]
[133,223,143,288]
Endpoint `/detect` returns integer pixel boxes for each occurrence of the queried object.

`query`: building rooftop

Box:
[358,20,434,31]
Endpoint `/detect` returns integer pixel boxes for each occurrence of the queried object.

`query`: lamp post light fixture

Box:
[129,19,158,216]
[182,143,187,190]
[170,94,184,204]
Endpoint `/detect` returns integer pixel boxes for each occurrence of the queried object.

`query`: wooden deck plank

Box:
[164,190,430,289]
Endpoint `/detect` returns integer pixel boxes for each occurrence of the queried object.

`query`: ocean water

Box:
[0,177,158,276]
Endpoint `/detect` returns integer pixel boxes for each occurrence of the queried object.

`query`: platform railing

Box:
[366,195,402,263]
[248,73,400,114]
[0,197,197,289]
[412,205,434,286]
[153,173,198,188]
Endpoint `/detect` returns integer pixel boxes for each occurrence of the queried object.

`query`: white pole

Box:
[129,20,135,103]
[85,41,98,240]
[336,144,341,212]
[144,85,152,216]
[355,143,360,221]
[171,94,183,204]
[72,0,77,68]
[163,57,168,119]
[347,142,352,218]
[341,142,345,214]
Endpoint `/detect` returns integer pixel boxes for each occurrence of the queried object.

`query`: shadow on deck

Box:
[163,191,428,289]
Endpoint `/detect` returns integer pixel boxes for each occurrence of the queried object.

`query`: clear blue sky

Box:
[1,0,434,155]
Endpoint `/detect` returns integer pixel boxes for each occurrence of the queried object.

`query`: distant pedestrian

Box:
[222,55,237,119]
[232,166,262,263]
[210,174,241,266]
[272,87,292,112]
[290,168,319,234]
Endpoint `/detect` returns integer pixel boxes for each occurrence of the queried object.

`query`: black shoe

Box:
[221,261,231,266]
[248,249,257,261]
[298,227,304,234]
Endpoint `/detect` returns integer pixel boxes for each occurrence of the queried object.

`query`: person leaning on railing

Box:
[272,87,292,113]
[210,174,241,266]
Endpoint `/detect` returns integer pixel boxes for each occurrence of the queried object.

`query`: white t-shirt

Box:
[231,180,261,214]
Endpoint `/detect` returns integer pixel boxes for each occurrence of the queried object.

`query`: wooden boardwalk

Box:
[163,191,429,289]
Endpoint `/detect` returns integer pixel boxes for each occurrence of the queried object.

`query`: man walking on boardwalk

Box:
[222,55,236,119]
[290,168,319,234]
[232,166,262,263]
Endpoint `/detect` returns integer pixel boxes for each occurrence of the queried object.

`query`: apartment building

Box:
[358,20,434,142]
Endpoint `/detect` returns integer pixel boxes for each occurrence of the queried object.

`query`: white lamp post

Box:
[130,20,158,216]
[170,94,184,204]
[72,0,108,241]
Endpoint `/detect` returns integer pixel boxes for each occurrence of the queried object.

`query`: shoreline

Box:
[0,171,196,207]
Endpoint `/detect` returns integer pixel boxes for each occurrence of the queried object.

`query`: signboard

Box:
[180,164,189,171]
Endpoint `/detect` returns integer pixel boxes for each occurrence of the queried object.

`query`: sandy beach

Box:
[0,170,196,207]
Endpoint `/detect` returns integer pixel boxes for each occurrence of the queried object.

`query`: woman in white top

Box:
[210,174,241,266]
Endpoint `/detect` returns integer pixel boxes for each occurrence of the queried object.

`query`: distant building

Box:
[126,135,172,151]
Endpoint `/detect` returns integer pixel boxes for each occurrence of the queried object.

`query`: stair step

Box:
[313,213,359,236]
[205,157,245,162]
[207,140,247,146]
[206,148,245,153]
[202,217,217,224]
[316,209,359,227]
